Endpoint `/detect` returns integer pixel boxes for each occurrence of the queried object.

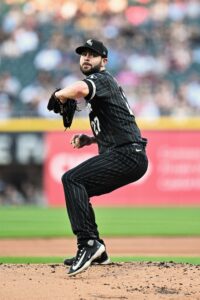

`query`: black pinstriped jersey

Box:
[83,70,146,154]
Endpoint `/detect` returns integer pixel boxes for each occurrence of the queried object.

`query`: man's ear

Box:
[102,57,108,67]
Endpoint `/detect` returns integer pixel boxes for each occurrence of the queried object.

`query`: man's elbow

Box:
[75,81,89,98]
[55,81,89,102]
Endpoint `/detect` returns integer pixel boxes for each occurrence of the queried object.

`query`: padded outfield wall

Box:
[0,117,200,206]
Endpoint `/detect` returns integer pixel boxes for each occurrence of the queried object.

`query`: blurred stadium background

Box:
[0,0,200,207]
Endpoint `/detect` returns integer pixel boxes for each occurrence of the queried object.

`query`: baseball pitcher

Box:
[48,39,148,276]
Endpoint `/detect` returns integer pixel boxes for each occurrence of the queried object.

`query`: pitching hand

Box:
[70,134,94,149]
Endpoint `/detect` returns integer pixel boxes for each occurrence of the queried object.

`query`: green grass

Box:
[0,256,199,265]
[0,206,200,238]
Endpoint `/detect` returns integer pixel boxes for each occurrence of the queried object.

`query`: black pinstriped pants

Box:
[61,143,148,244]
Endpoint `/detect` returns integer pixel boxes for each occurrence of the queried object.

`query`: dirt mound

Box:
[0,262,200,300]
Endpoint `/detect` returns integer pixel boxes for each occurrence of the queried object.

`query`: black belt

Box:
[102,140,147,154]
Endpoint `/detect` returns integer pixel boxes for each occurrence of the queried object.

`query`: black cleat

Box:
[67,240,105,276]
[64,250,110,266]
[91,250,110,265]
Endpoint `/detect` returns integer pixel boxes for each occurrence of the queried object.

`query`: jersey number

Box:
[91,116,101,135]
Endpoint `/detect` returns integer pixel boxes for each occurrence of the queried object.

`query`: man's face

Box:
[80,50,107,75]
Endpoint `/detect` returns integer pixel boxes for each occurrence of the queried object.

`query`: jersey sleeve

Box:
[83,73,110,101]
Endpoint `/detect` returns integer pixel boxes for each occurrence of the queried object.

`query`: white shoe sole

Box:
[92,258,111,265]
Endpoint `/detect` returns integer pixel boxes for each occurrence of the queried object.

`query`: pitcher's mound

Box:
[1,262,200,300]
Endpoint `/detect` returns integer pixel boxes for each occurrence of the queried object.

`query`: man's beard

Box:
[80,62,101,75]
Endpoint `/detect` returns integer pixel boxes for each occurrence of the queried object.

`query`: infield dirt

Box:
[0,237,200,300]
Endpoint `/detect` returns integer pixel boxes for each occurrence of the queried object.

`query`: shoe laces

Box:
[73,246,85,264]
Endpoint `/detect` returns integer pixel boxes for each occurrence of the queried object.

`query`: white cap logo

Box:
[87,39,93,46]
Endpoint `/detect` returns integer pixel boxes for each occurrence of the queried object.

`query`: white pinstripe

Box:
[62,146,148,243]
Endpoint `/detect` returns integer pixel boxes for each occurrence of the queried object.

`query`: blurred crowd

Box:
[0,0,200,119]
[0,169,44,205]
[0,180,44,205]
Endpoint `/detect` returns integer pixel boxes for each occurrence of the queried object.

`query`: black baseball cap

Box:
[75,39,108,58]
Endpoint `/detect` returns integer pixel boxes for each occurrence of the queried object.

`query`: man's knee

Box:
[61,170,74,185]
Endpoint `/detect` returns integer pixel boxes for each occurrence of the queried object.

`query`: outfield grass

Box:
[0,256,199,265]
[0,206,200,238]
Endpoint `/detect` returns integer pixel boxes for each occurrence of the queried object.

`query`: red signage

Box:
[44,131,200,206]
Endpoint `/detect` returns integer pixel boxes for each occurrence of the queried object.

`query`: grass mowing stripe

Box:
[0,206,200,238]
[0,257,199,265]
[96,207,200,236]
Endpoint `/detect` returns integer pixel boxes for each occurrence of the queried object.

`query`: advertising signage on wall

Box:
[0,133,44,165]
[0,133,44,205]
[0,130,200,206]
[44,130,200,206]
